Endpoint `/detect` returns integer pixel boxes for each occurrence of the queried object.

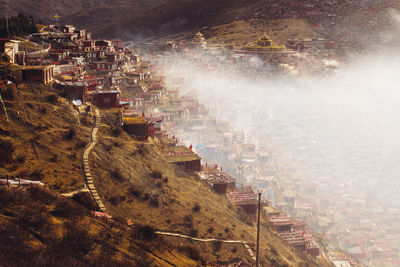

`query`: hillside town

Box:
[0,19,398,267]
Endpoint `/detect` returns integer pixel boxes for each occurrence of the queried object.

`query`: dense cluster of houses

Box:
[148,47,326,261]
[258,111,400,266]
[3,19,394,266]
[266,207,320,258]
[145,35,392,265]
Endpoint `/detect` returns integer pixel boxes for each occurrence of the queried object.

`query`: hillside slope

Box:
[3,0,263,39]
[87,111,322,266]
[0,69,92,192]
[0,72,322,265]
[4,0,400,47]
[0,186,202,266]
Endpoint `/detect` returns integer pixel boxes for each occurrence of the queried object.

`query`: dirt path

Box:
[154,231,256,261]
[61,186,89,197]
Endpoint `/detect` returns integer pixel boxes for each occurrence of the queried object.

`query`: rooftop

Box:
[164,146,201,163]
[122,116,146,124]
[227,186,257,206]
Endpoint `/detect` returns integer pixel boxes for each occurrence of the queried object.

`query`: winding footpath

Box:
[82,107,107,212]
[154,231,256,261]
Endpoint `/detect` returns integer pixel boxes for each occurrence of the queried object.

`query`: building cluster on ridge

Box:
[1,20,387,266]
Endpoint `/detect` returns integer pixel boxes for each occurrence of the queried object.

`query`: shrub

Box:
[72,192,98,211]
[136,144,146,155]
[133,224,156,241]
[110,169,124,182]
[0,187,19,205]
[0,138,14,164]
[192,204,201,213]
[16,153,26,164]
[75,140,86,149]
[64,128,76,140]
[150,170,162,179]
[108,196,120,206]
[80,116,91,127]
[47,94,58,104]
[246,220,254,227]
[128,186,142,198]
[134,253,154,267]
[178,246,201,261]
[50,154,58,162]
[189,229,198,237]
[56,220,93,257]
[0,221,31,262]
[207,226,214,234]
[3,84,17,100]
[112,215,127,225]
[142,193,150,201]
[27,187,56,205]
[30,169,44,180]
[163,177,168,183]
[212,241,221,252]
[52,199,84,218]
[0,128,9,136]
[183,215,193,228]
[113,141,121,148]
[270,246,278,256]
[17,205,51,233]
[111,127,122,137]
[149,195,159,207]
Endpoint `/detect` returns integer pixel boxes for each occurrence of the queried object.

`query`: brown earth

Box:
[0,64,324,265]
[0,71,93,192]
[0,186,201,266]
[88,110,325,266]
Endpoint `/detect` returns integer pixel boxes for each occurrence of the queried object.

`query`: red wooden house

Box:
[92,89,120,108]
[122,116,148,140]
[227,186,258,215]
[55,80,88,103]
[147,117,162,137]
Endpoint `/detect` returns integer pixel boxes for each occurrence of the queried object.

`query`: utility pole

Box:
[256,190,262,267]
[237,164,243,188]
[5,10,9,37]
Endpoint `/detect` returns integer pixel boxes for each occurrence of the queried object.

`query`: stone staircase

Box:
[82,107,106,212]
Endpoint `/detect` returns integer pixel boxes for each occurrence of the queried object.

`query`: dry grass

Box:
[89,114,319,266]
[0,64,319,266]
[0,81,93,192]
[0,186,199,266]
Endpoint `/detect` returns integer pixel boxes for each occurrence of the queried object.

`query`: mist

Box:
[147,35,400,261]
[165,51,400,186]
